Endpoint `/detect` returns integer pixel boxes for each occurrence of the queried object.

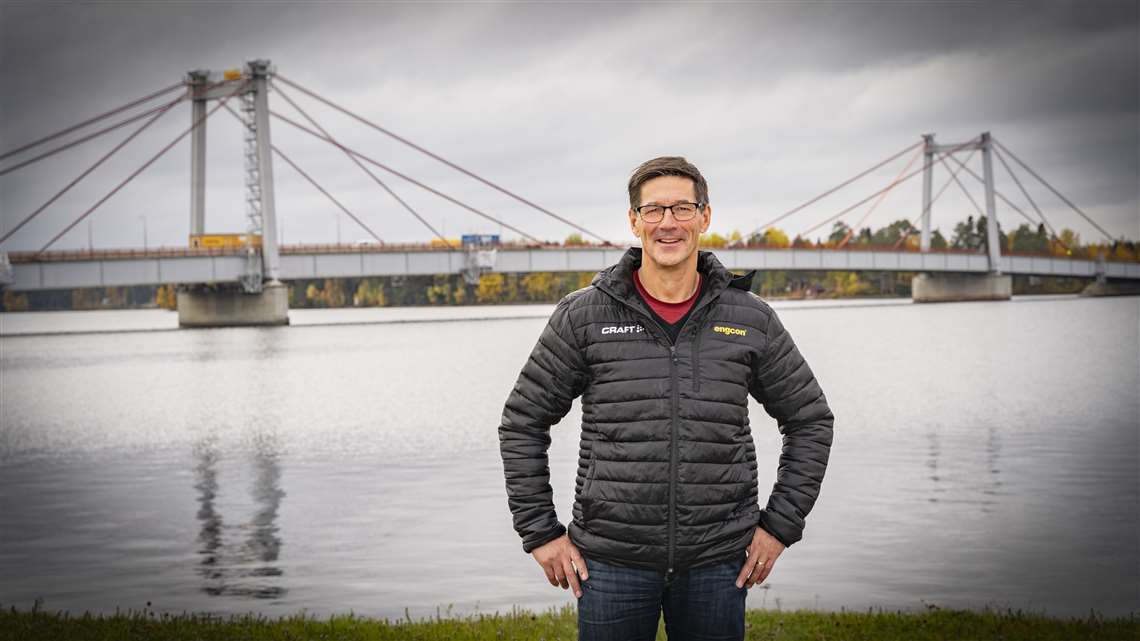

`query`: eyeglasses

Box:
[634,202,703,223]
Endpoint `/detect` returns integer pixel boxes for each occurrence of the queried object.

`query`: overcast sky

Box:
[1,1,1137,251]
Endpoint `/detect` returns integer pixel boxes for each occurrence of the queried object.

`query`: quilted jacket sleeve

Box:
[499,297,590,553]
[749,307,834,548]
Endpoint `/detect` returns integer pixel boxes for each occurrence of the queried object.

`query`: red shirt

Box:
[633,270,701,325]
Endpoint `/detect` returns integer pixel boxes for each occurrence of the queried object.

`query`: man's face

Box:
[628,175,711,270]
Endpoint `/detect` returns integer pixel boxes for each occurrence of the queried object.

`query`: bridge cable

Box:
[0,97,191,177]
[937,151,1070,236]
[33,81,251,256]
[270,110,547,245]
[797,138,981,239]
[837,144,924,248]
[269,81,451,250]
[0,81,185,162]
[747,139,924,238]
[1,93,184,245]
[273,74,610,245]
[992,138,1113,241]
[940,154,988,220]
[893,150,977,249]
[220,103,387,247]
[991,146,1060,242]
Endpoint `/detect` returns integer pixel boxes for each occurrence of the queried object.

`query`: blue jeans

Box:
[577,555,747,641]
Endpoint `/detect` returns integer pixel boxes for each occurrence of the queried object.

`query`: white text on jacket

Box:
[601,325,645,335]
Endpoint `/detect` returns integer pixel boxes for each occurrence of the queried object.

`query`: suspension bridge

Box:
[1,60,1136,326]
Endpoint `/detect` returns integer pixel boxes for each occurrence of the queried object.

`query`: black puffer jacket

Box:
[500,248,833,572]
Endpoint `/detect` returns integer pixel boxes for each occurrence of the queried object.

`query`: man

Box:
[499,156,834,641]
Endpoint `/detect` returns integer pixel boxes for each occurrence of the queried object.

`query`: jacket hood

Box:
[591,247,755,302]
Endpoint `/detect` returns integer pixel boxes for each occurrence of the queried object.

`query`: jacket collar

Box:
[592,247,754,304]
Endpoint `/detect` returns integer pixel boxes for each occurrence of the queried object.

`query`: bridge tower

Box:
[912,131,1012,302]
[177,60,289,327]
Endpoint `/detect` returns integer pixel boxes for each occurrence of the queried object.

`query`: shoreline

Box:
[3,603,1137,641]
[0,293,1116,338]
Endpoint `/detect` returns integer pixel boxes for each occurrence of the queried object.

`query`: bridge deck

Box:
[4,247,1137,291]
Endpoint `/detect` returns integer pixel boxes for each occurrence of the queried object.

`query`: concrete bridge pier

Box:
[177,282,289,328]
[911,273,1012,303]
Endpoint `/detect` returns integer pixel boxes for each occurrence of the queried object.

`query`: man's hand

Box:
[736,526,785,589]
[531,534,589,598]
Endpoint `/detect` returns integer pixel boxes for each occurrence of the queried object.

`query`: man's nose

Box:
[657,209,682,228]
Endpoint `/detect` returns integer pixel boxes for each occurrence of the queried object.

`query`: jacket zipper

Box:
[691,317,705,393]
[595,283,723,576]
[668,344,679,575]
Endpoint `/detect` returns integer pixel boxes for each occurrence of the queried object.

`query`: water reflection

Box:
[192,431,286,599]
[926,430,942,500]
[981,426,1003,510]
[924,425,1002,509]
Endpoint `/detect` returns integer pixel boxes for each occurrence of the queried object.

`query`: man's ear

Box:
[700,204,712,233]
[629,208,639,236]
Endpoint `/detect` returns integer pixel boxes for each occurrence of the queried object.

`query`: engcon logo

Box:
[601,324,644,335]
[713,325,747,337]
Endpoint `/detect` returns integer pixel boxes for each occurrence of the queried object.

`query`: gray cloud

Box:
[1,1,1136,250]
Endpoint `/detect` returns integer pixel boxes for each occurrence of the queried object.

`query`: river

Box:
[1,296,1136,619]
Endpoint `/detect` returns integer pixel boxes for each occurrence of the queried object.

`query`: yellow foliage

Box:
[763,228,790,248]
[1112,243,1137,262]
[522,272,556,301]
[700,233,727,248]
[155,284,178,310]
[475,273,505,303]
[2,289,29,312]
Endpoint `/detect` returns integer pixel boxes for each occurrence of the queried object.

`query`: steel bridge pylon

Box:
[919,132,1002,273]
[178,60,288,327]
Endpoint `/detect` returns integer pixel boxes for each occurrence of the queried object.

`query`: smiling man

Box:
[499,156,834,641]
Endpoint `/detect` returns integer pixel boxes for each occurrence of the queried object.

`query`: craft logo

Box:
[713,325,747,337]
[601,325,644,335]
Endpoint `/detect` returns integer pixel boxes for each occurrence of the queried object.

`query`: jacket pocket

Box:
[583,449,598,497]
[580,449,599,527]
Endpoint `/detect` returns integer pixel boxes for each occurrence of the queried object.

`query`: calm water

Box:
[1,296,1137,619]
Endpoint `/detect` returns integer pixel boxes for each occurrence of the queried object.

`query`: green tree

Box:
[930,229,948,250]
[565,233,585,246]
[871,220,914,246]
[1007,223,1049,254]
[827,222,852,246]
[951,216,983,250]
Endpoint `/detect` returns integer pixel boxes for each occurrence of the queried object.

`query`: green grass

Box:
[2,603,1136,641]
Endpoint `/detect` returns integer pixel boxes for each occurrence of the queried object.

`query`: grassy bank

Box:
[2,604,1137,641]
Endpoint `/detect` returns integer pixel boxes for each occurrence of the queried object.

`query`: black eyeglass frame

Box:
[633,201,706,223]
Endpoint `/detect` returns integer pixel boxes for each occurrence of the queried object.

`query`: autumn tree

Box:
[3,289,29,311]
[700,232,727,248]
[475,273,505,303]
[522,272,556,301]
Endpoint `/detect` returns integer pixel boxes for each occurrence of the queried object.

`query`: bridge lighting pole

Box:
[920,134,934,252]
[187,70,209,237]
[980,132,1002,273]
